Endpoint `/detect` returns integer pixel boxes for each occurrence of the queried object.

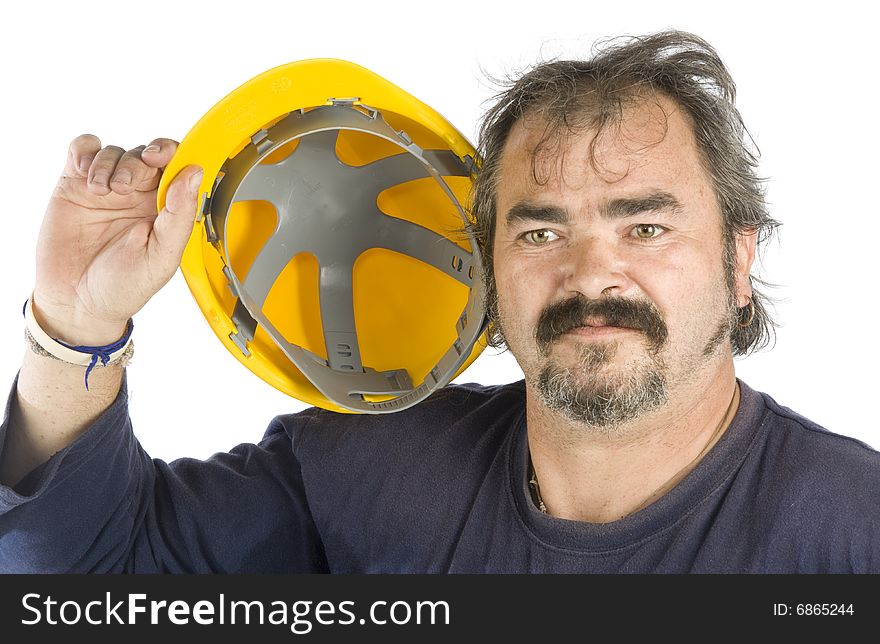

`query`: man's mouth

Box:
[570,316,640,332]
[579,315,609,328]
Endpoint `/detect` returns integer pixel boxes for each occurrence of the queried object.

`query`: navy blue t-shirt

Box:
[1,375,878,572]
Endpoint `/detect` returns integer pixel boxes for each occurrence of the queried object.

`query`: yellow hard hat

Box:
[157,60,487,413]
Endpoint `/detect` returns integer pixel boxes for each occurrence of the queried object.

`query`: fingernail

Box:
[78,155,94,173]
[143,145,160,154]
[113,170,132,185]
[91,172,108,186]
[189,169,204,192]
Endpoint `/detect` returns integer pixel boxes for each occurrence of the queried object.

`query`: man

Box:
[1,30,878,572]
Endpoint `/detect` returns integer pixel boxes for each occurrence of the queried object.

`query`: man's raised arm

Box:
[0,134,202,487]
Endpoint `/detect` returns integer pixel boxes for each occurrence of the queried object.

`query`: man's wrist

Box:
[30,298,129,347]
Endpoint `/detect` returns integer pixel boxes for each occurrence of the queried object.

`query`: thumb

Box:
[148,164,204,275]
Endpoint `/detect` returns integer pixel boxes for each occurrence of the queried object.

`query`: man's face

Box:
[492,95,754,429]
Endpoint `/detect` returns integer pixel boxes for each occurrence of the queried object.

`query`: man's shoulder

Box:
[736,384,880,568]
[754,385,880,464]
[744,382,880,500]
[268,379,527,446]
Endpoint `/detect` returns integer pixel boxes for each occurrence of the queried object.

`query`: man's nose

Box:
[560,235,632,299]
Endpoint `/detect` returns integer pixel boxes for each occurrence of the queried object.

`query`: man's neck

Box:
[525,361,739,523]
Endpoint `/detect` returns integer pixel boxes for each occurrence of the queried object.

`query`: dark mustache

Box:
[535,295,668,351]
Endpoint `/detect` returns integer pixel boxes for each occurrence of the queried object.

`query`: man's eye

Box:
[631,224,666,240]
[523,229,559,245]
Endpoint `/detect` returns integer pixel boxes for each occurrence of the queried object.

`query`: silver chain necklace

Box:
[528,463,547,514]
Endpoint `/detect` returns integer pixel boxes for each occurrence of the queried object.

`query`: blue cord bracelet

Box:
[57,320,135,391]
[22,300,134,390]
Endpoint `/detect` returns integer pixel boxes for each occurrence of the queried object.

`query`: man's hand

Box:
[31,134,203,345]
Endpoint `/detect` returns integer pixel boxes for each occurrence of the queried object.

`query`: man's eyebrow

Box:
[602,191,683,219]
[503,202,569,227]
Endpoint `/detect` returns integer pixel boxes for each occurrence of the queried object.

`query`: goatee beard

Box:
[537,355,668,429]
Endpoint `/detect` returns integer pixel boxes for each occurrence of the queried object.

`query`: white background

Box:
[1,0,877,461]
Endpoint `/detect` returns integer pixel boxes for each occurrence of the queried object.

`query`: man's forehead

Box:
[499,94,706,192]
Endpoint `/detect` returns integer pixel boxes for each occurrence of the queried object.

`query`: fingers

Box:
[108,137,182,194]
[148,164,204,276]
[64,133,102,178]
[63,134,183,197]
[86,145,127,196]
[139,138,180,169]
[136,138,181,192]
[108,146,160,195]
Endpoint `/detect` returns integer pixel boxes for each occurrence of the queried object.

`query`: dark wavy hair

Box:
[467,30,779,356]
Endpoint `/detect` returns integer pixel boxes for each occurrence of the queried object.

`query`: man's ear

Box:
[734,229,758,306]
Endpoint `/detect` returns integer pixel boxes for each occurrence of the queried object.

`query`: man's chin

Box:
[535,360,668,428]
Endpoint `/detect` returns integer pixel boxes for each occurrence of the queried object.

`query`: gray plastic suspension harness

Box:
[197,100,488,413]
